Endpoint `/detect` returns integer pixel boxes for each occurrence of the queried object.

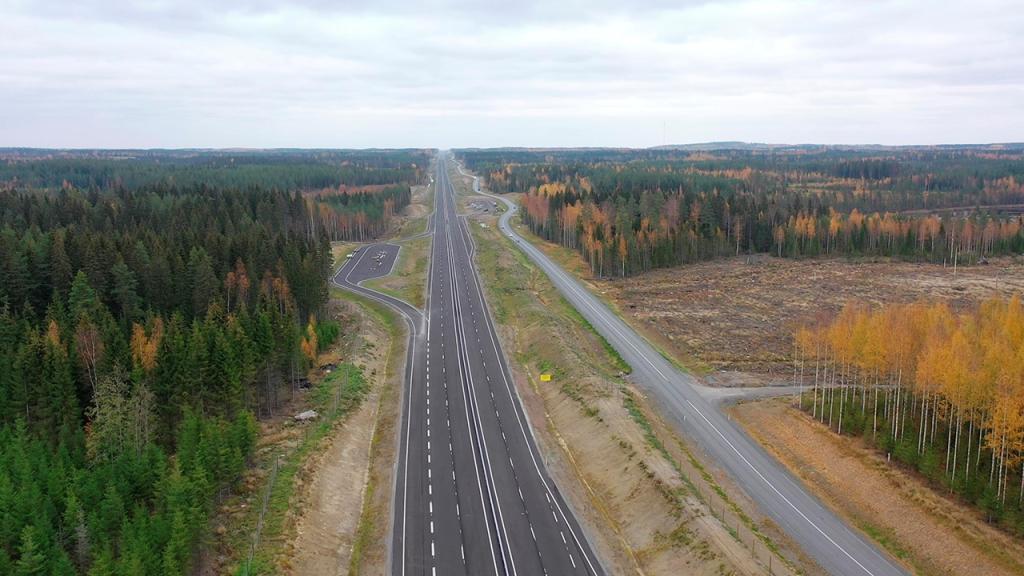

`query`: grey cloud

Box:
[1,0,1022,147]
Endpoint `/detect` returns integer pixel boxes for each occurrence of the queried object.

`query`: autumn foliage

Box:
[795,297,1024,533]
[460,148,1024,277]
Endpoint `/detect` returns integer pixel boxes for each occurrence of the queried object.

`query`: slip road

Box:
[335,152,603,576]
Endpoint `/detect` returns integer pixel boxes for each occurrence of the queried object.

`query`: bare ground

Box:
[597,255,1024,375]
[729,398,1024,576]
[288,295,393,575]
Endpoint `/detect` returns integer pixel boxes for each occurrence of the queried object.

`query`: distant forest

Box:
[1,148,429,241]
[458,146,1024,276]
[0,149,425,574]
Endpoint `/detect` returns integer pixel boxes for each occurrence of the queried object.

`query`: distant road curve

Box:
[455,161,909,576]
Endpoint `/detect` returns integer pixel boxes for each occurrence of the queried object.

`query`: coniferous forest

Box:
[457,146,1024,276]
[0,149,425,574]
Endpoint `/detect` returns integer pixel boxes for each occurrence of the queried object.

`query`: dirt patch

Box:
[343,295,404,576]
[391,183,433,238]
[289,297,393,574]
[574,254,1024,375]
[729,398,1024,576]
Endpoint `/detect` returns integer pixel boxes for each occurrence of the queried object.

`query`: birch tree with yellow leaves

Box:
[796,296,1024,531]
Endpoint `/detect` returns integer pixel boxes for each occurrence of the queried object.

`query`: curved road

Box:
[335,153,604,576]
[457,160,909,576]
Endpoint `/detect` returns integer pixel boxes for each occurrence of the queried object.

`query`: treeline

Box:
[0,149,429,192]
[314,185,412,240]
[0,182,337,573]
[794,298,1024,534]
[460,146,1024,212]
[456,148,1024,276]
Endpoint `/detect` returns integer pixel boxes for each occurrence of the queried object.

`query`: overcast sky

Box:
[2,0,1022,148]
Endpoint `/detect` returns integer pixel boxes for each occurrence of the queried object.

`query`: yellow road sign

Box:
[540,373,552,382]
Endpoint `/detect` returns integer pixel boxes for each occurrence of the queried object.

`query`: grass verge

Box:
[233,363,369,575]
[340,287,405,575]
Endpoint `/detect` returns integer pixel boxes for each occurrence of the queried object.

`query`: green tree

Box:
[109,260,140,323]
[187,248,218,318]
[14,525,47,576]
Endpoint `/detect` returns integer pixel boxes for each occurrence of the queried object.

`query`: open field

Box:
[730,398,1024,576]
[602,255,1024,376]
[516,235,1024,378]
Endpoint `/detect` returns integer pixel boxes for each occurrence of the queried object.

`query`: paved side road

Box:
[459,163,909,576]
[344,243,402,282]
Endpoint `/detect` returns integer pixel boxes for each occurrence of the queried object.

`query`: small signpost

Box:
[540,373,552,382]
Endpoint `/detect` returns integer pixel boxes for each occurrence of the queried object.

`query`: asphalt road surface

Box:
[335,153,604,576]
[459,162,910,576]
[345,243,401,281]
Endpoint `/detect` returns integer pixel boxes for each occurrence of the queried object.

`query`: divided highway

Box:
[335,153,603,576]
[462,162,910,576]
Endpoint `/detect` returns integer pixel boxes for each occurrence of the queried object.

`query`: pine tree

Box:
[162,510,190,576]
[187,248,218,318]
[109,260,140,323]
[14,525,47,576]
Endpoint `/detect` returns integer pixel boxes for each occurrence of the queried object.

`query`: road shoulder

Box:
[729,397,1024,576]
